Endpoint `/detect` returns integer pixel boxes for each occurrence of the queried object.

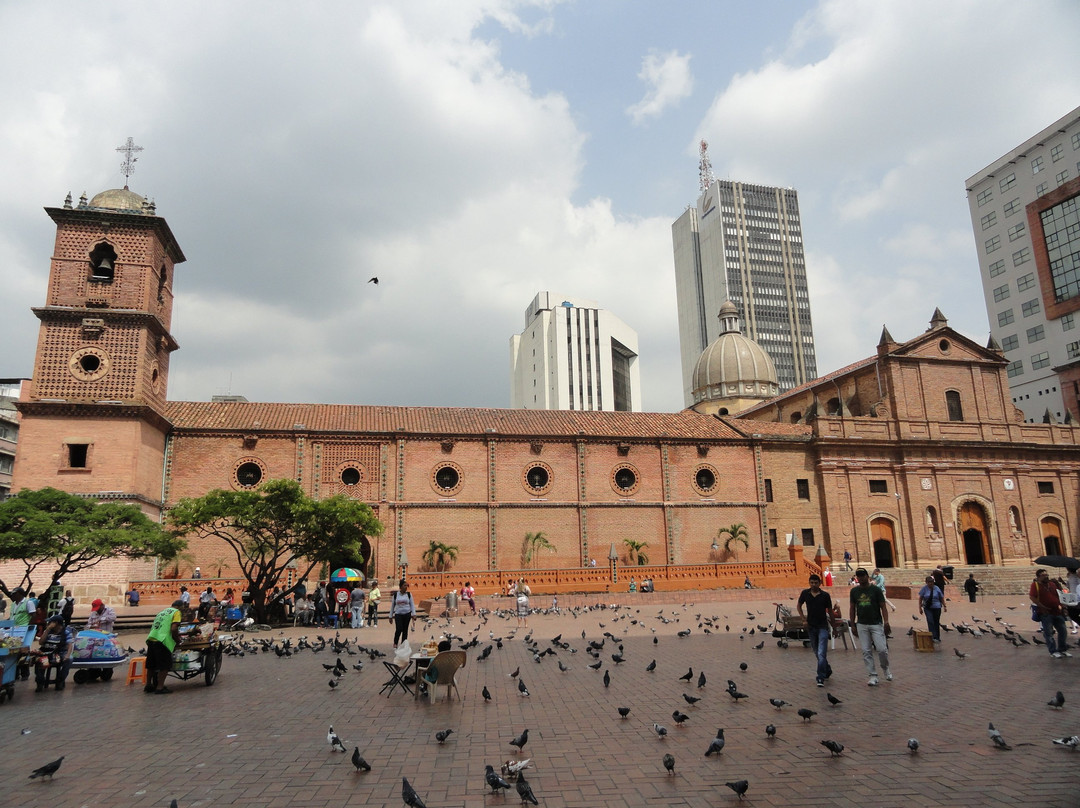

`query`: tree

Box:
[717,523,750,561]
[521,531,555,568]
[422,540,459,572]
[0,487,184,597]
[623,538,649,566]
[166,479,382,622]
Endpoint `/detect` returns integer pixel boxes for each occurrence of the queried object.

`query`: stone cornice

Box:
[45,206,186,264]
[16,400,172,433]
[31,306,179,352]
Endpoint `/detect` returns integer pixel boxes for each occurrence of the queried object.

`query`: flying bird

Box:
[725,779,749,799]
[509,728,529,751]
[516,773,539,805]
[653,723,668,739]
[485,764,512,793]
[368,277,379,285]
[798,708,817,722]
[907,738,920,753]
[617,706,631,719]
[705,729,726,756]
[826,693,842,707]
[662,753,675,775]
[1052,735,1080,750]
[352,747,371,772]
[988,722,1011,750]
[29,756,64,780]
[435,729,455,744]
[821,739,845,757]
[1048,690,1065,709]
[402,776,427,808]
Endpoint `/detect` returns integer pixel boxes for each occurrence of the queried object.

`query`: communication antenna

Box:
[116,137,144,188]
[698,139,715,193]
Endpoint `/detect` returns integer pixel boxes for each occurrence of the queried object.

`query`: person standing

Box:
[514,578,532,628]
[367,581,381,626]
[918,575,946,643]
[871,568,898,612]
[179,585,191,617]
[1030,569,1071,658]
[797,573,834,687]
[145,600,183,694]
[849,568,892,686]
[460,581,476,615]
[391,579,415,648]
[963,573,979,603]
[8,587,34,627]
[60,590,75,626]
[350,582,366,628]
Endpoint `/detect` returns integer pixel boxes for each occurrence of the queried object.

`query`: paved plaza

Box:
[2,590,1078,807]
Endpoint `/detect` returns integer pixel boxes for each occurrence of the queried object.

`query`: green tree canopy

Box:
[0,487,183,597]
[166,479,382,621]
[421,541,459,572]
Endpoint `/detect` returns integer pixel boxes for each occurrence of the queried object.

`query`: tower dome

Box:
[86,187,151,214]
[690,301,779,415]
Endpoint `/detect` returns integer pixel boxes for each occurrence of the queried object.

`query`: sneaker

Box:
[868,675,879,687]
[1052,652,1064,658]
[884,669,893,681]
[816,678,825,687]
[1062,651,1073,658]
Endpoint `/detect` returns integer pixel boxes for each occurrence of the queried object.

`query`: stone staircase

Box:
[881,565,1042,596]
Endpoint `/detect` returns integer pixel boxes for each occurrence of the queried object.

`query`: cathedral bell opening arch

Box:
[957,501,992,565]
[1040,516,1064,556]
[868,516,897,569]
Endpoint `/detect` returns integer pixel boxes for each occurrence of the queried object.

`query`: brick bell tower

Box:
[12,174,185,521]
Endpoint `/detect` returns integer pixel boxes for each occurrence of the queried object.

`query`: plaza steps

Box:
[880,565,1041,597]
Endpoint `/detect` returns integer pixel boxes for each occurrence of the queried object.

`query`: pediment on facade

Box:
[886,327,1004,366]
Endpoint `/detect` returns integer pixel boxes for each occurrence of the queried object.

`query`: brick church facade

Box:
[7,186,1080,600]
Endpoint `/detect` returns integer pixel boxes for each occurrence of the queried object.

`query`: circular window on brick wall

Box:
[692,464,718,496]
[68,346,112,382]
[522,462,553,496]
[232,457,267,489]
[610,463,640,496]
[431,462,464,496]
[339,463,364,486]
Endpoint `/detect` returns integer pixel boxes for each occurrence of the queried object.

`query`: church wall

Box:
[166,433,300,500]
[665,504,764,565]
[662,443,757,502]
[400,439,487,503]
[491,440,578,503]
[495,506,583,569]
[584,506,667,565]
[759,444,824,556]
[580,443,664,502]
[400,506,489,571]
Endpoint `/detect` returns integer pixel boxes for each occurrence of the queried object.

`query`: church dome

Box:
[691,301,778,408]
[87,188,150,213]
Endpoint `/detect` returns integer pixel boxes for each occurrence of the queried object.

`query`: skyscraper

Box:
[965,106,1080,423]
[672,174,817,406]
[509,292,641,411]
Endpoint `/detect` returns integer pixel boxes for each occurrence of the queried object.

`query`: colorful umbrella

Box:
[330,567,364,583]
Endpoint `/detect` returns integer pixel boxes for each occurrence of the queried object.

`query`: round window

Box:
[694,465,717,494]
[939,339,951,352]
[611,463,640,495]
[523,462,553,495]
[341,467,361,486]
[235,462,263,487]
[431,462,464,495]
[67,346,111,382]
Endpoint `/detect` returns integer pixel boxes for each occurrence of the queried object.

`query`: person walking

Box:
[797,573,834,686]
[843,550,852,571]
[918,575,946,643]
[350,582,366,628]
[460,581,476,615]
[963,573,979,603]
[1030,569,1071,658]
[390,579,416,649]
[367,581,381,626]
[849,568,892,686]
[871,568,897,612]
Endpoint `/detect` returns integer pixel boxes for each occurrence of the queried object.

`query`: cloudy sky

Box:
[2,1,1078,412]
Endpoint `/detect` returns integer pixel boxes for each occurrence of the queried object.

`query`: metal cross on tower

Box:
[116,137,144,187]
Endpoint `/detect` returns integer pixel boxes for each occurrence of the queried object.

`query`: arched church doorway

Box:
[870,517,896,568]
[958,502,991,564]
[326,536,373,583]
[1040,516,1063,556]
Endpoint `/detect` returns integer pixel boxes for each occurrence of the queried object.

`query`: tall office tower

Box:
[510,292,641,411]
[672,161,817,406]
[966,106,1080,423]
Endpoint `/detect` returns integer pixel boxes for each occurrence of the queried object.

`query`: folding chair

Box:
[379,660,413,697]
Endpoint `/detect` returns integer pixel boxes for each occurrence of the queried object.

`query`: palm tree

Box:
[623,538,650,566]
[717,523,750,561]
[521,531,556,568]
[421,540,459,572]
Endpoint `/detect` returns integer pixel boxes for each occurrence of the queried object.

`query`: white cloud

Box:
[626,49,693,125]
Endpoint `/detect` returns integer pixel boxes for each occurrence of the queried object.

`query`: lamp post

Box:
[398,546,409,582]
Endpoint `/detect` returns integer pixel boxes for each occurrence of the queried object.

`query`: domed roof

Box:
[691,302,778,404]
[87,188,149,213]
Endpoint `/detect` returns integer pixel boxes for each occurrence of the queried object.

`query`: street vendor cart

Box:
[71,629,129,684]
[169,622,223,687]
[0,620,37,704]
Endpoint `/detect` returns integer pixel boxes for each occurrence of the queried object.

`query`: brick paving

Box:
[2,591,1078,807]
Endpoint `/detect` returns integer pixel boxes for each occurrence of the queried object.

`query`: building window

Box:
[1022,298,1041,317]
[611,463,640,496]
[1003,198,1021,217]
[1001,334,1019,351]
[801,528,815,546]
[88,243,117,283]
[1032,351,1051,369]
[234,460,264,488]
[340,466,362,486]
[868,479,888,494]
[431,461,464,496]
[1073,133,1080,151]
[985,235,1001,253]
[764,478,773,502]
[796,478,810,500]
[66,443,90,469]
[998,309,1014,327]
[1067,340,1080,360]
[977,188,993,206]
[1063,313,1076,331]
[693,464,718,495]
[523,462,553,496]
[1032,156,1045,174]
[1013,247,1031,267]
[1038,481,1055,495]
[1027,325,1045,343]
[999,173,1016,192]
[1006,360,1024,377]
[768,529,778,548]
[1052,143,1065,162]
[988,259,1006,277]
[1037,182,1049,196]
[1040,194,1080,304]
[1016,272,1036,292]
[980,211,997,230]
[993,284,1010,302]
[1058,169,1071,186]
[1007,222,1026,242]
[945,390,964,421]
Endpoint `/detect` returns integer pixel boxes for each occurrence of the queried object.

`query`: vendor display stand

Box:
[0,620,37,704]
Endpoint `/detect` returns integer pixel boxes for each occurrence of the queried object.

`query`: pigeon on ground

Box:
[482,685,491,702]
[603,670,611,688]
[769,698,790,710]
[727,679,738,693]
[725,779,749,799]
[645,659,656,672]
[518,679,530,697]
[766,724,776,738]
[352,747,371,772]
[435,729,454,744]
[558,661,570,672]
[485,764,512,793]
[509,728,529,751]
[653,723,668,739]
[502,759,532,778]
[588,660,603,671]
[821,739,845,756]
[1052,735,1080,750]
[29,756,64,780]
[826,693,842,707]
[516,773,539,805]
[679,667,694,681]
[617,707,631,719]
[672,710,690,725]
[677,629,691,637]
[662,753,675,775]
[729,688,748,702]
[509,666,520,678]
[954,647,968,660]
[798,708,817,722]
[697,671,707,688]
[328,679,338,690]
[1048,690,1065,709]
[988,722,1011,750]
[705,729,726,756]
[752,640,764,650]
[170,800,178,808]
[683,693,701,705]
[402,776,427,808]
[739,662,748,670]
[907,738,920,753]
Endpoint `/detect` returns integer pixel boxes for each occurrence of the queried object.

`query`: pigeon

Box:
[352,747,371,772]
[729,688,748,702]
[697,671,707,688]
[988,722,1011,750]
[617,707,631,719]
[509,728,529,751]
[821,739,845,756]
[907,738,920,753]
[826,692,842,707]
[482,685,492,702]
[739,662,748,671]
[954,647,968,660]
[662,753,675,775]
[29,756,64,780]
[402,776,427,808]
[558,661,570,672]
[329,730,347,753]
[769,698,790,710]
[679,667,694,681]
[603,670,611,687]
[705,729,726,756]
[765,724,776,739]
[677,629,691,637]
[485,764,512,793]
[518,679,530,697]
[1052,735,1080,750]
[798,708,817,722]
[509,666,520,678]
[170,801,178,808]
[645,659,656,672]
[725,779,749,799]
[752,641,764,650]
[653,723,668,739]
[588,660,603,671]
[727,679,738,694]
[672,710,690,725]
[682,693,700,705]
[502,759,532,777]
[435,729,454,744]
[368,277,379,284]
[1048,690,1065,709]
[516,773,539,805]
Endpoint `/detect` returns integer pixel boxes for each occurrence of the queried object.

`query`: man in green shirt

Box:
[145,600,183,694]
[849,568,892,686]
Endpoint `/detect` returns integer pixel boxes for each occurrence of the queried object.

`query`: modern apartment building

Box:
[0,379,24,501]
[509,292,641,411]
[672,179,817,406]
[966,106,1080,423]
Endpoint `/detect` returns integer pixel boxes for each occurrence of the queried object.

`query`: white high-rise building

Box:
[509,292,641,411]
[672,178,817,407]
[965,106,1080,423]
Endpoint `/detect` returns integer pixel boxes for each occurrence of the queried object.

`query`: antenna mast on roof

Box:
[116,137,143,189]
[698,139,715,193]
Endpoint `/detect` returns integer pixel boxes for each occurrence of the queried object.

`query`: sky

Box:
[2,0,1079,413]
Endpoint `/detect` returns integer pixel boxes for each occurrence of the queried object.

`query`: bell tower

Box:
[12,177,185,519]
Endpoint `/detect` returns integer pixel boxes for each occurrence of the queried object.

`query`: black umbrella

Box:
[1034,555,1080,570]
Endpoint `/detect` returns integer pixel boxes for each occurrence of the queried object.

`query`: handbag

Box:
[1031,604,1042,622]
